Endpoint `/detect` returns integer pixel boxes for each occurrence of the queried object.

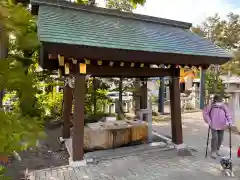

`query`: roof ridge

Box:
[30,0,192,29]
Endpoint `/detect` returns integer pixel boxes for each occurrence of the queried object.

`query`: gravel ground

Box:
[6,127,69,180]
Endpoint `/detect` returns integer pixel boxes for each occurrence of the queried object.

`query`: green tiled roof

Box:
[34,0,231,59]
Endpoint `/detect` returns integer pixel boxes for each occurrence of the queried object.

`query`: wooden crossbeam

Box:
[87,65,171,77]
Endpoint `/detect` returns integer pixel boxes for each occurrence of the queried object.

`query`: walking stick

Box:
[229,126,232,159]
[205,107,213,158]
[205,125,211,158]
[228,125,234,177]
[205,107,216,158]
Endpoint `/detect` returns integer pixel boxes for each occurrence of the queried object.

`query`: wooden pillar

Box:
[72,74,85,161]
[170,67,183,145]
[133,78,141,113]
[158,77,165,114]
[140,78,148,121]
[62,83,73,139]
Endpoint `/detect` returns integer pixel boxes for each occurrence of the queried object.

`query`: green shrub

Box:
[37,91,63,120]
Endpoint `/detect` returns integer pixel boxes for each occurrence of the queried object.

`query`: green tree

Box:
[76,0,145,7]
[106,0,137,11]
[0,1,44,178]
[192,13,240,96]
[0,1,148,178]
[192,13,240,73]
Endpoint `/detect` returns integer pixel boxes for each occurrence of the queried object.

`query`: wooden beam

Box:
[62,83,73,139]
[169,67,183,145]
[58,55,65,66]
[72,74,85,161]
[87,65,171,77]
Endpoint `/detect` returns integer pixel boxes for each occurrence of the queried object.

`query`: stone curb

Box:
[152,131,197,153]
[84,142,173,162]
[152,131,172,145]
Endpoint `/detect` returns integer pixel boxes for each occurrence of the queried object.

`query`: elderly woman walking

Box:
[203,94,232,159]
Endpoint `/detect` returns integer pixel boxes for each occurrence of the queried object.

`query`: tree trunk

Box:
[0,25,8,108]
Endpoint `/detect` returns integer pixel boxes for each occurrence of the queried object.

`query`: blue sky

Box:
[97,0,240,25]
[227,0,240,7]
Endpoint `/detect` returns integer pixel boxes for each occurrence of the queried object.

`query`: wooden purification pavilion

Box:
[30,0,231,162]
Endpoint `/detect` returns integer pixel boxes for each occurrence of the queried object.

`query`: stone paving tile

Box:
[153,112,240,160]
[84,142,169,161]
[29,112,240,180]
[30,148,237,180]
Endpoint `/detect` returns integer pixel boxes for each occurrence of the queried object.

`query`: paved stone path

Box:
[29,112,240,180]
[29,150,236,180]
[153,112,240,159]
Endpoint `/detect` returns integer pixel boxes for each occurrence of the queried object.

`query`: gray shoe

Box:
[211,152,217,159]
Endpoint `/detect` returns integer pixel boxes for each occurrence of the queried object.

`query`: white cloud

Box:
[134,0,240,25]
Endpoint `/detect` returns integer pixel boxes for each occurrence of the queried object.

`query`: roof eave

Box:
[40,41,232,67]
